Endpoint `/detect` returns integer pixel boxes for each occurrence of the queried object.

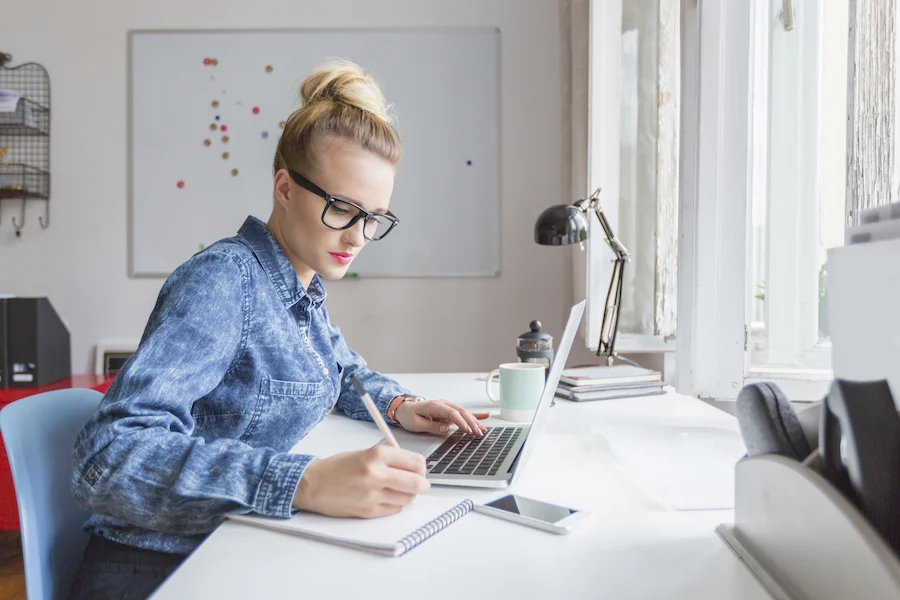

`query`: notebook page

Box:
[229,494,467,554]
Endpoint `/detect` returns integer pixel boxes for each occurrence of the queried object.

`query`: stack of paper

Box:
[0,89,35,129]
[846,202,900,245]
[0,89,21,113]
[556,365,664,402]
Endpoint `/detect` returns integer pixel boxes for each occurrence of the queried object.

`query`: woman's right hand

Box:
[291,445,431,518]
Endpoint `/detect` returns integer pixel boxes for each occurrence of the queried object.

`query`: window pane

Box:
[618,0,658,336]
[748,0,848,371]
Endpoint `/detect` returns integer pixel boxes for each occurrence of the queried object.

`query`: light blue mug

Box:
[485,363,546,421]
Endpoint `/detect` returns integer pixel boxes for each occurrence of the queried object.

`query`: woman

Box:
[68,60,488,599]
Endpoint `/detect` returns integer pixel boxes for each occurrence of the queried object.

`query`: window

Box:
[747,0,848,377]
[568,0,679,356]
[677,0,880,401]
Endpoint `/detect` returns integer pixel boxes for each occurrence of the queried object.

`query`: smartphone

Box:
[473,494,593,534]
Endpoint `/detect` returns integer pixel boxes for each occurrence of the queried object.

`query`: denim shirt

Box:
[72,216,409,555]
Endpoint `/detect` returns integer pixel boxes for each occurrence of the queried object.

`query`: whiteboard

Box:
[128,29,500,277]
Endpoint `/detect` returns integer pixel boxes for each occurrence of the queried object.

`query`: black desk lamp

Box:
[534,187,629,366]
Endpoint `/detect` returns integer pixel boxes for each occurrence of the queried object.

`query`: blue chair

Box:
[0,388,102,600]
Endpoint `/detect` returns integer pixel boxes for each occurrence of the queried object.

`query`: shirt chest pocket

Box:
[239,377,333,450]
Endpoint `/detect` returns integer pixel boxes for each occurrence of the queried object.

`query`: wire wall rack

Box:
[0,52,51,236]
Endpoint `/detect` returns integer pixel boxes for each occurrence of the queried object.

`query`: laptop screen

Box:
[509,300,586,483]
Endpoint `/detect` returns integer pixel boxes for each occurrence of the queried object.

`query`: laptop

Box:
[423,300,586,488]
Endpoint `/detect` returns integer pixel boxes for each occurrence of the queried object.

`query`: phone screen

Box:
[485,494,577,524]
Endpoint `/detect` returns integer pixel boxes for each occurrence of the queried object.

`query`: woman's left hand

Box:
[395,399,490,437]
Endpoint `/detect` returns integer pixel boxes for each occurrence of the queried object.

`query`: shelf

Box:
[0,164,49,199]
[1,57,52,232]
[0,97,49,137]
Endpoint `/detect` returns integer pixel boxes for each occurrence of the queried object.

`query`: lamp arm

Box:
[597,256,626,364]
[579,188,629,364]
[587,200,629,261]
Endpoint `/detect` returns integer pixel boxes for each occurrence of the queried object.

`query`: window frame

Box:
[751,0,826,375]
[576,0,679,357]
[677,0,832,401]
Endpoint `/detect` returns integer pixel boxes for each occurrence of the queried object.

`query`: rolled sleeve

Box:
[255,453,315,518]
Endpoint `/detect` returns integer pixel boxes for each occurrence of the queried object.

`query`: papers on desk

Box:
[846,202,900,245]
[559,365,661,387]
[600,423,746,510]
[556,365,664,401]
[556,381,666,402]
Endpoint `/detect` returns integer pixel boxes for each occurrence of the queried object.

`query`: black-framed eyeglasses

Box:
[288,169,399,241]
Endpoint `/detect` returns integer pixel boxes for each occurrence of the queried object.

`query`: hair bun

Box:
[299,59,392,123]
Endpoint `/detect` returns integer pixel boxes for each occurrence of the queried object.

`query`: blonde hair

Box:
[273,60,402,176]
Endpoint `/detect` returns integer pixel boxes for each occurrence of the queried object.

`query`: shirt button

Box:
[323,368,329,375]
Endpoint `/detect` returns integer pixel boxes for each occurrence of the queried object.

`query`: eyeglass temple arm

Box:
[290,170,329,199]
[574,188,628,364]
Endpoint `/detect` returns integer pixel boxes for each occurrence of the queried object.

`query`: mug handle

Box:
[485,369,501,403]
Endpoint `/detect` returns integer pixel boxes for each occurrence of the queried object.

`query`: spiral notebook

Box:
[228,495,473,557]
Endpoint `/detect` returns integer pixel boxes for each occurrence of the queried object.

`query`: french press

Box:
[516,320,554,376]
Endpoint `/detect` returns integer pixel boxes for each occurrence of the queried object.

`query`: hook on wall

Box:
[39,200,49,228]
[12,199,25,237]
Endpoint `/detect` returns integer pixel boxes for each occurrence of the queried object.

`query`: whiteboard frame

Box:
[126,27,502,279]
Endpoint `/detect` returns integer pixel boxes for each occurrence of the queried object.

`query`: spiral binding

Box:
[397,499,474,555]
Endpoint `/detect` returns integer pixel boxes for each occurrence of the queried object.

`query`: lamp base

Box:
[595,351,644,369]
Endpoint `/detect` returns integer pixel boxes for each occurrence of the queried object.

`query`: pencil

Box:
[351,374,399,447]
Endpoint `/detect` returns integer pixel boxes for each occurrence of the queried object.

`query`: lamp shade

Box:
[534,204,590,246]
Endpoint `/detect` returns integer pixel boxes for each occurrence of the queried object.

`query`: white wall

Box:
[1,0,600,374]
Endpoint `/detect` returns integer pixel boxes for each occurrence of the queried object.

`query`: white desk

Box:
[152,374,769,599]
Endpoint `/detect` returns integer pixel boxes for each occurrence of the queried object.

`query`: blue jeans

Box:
[67,535,187,600]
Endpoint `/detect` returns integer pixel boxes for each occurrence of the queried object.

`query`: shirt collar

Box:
[238,216,327,309]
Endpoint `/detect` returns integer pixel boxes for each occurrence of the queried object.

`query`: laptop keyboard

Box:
[426,426,524,477]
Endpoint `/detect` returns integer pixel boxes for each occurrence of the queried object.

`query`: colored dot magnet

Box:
[215,115,220,121]
[279,121,286,129]
[211,100,219,108]
[209,123,217,131]
[220,125,228,132]
[265,65,273,73]
[203,139,211,147]
[203,58,211,65]
[222,152,230,159]
[252,107,260,115]
[177,180,185,188]
[221,135,229,143]
[261,131,269,139]
[211,58,218,66]
[231,168,239,176]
